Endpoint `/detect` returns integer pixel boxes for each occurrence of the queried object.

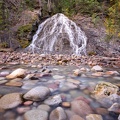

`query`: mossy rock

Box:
[19,39,30,48]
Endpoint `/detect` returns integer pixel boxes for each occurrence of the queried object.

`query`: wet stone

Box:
[37,104,51,112]
[62,102,71,108]
[44,94,62,106]
[86,114,103,120]
[23,86,50,101]
[91,65,103,72]
[17,107,30,114]
[53,75,65,79]
[0,93,22,109]
[5,81,23,87]
[24,109,48,120]
[24,101,33,106]
[70,115,84,120]
[49,107,68,120]
[108,103,120,113]
[0,80,8,84]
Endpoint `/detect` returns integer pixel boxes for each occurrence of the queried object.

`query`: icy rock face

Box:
[27,13,87,55]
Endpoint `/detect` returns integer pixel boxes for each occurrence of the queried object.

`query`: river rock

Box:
[53,75,65,79]
[23,86,50,101]
[0,80,7,84]
[37,104,51,112]
[92,82,119,99]
[44,94,62,106]
[91,65,103,72]
[24,101,33,106]
[118,115,120,120]
[71,99,93,117]
[97,94,120,108]
[86,114,103,120]
[65,110,76,120]
[49,107,68,120]
[24,109,48,120]
[105,71,119,76]
[70,115,84,120]
[0,93,22,109]
[67,78,80,85]
[17,107,30,114]
[6,68,26,79]
[5,81,23,87]
[62,102,71,108]
[73,69,81,76]
[108,103,120,113]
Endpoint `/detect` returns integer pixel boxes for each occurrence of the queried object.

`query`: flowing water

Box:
[0,63,119,120]
[27,13,87,55]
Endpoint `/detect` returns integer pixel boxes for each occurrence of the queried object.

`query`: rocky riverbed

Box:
[0,51,120,120]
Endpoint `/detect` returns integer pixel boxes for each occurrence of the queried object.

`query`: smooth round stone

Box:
[0,77,5,80]
[71,100,93,117]
[91,65,103,72]
[23,86,50,101]
[24,101,33,106]
[65,110,76,120]
[37,104,51,112]
[44,94,62,106]
[86,114,103,120]
[70,115,84,120]
[6,68,26,79]
[67,78,80,85]
[96,108,109,115]
[92,72,103,77]
[17,107,30,114]
[24,109,48,120]
[53,75,65,79]
[62,102,71,108]
[16,116,24,120]
[5,81,23,87]
[10,78,23,82]
[0,93,22,109]
[73,69,81,76]
[113,77,120,80]
[4,111,16,120]
[108,103,120,113]
[0,71,10,77]
[0,80,7,84]
[105,71,119,76]
[49,107,67,120]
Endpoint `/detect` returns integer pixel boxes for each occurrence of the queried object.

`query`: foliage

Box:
[0,42,8,48]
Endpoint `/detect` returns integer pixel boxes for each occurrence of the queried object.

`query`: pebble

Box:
[4,111,16,120]
[37,104,51,112]
[17,107,30,114]
[5,81,23,87]
[71,99,93,117]
[6,68,26,79]
[44,94,62,106]
[24,101,33,106]
[73,69,81,76]
[67,78,80,85]
[23,86,50,101]
[62,102,71,108]
[96,108,109,115]
[91,65,103,72]
[0,80,8,84]
[49,107,67,120]
[108,103,120,113]
[70,115,84,120]
[24,109,48,120]
[0,93,22,109]
[86,114,103,120]
[105,71,119,75]
[53,75,65,79]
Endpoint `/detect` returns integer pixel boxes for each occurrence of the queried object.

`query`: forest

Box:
[0,0,120,50]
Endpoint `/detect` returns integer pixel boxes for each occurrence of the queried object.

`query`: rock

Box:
[53,75,65,79]
[73,69,81,76]
[5,81,23,87]
[70,115,84,120]
[17,107,30,114]
[49,107,68,120]
[4,111,16,120]
[105,71,119,76]
[118,115,120,120]
[0,71,10,77]
[97,94,120,108]
[6,68,26,79]
[65,110,76,120]
[86,114,103,120]
[24,109,48,120]
[37,104,51,112]
[96,108,108,115]
[62,102,71,108]
[44,94,62,106]
[0,80,7,84]
[92,72,103,77]
[108,103,120,113]
[24,101,33,106]
[0,93,22,109]
[71,99,93,117]
[23,86,50,101]
[91,65,103,72]
[67,78,80,85]
[92,82,119,99]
